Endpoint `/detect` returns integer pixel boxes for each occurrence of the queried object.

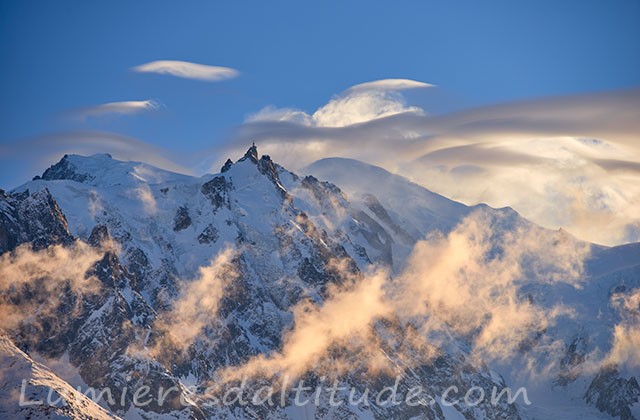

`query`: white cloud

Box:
[246,106,314,126]
[312,90,424,127]
[131,60,239,81]
[222,264,392,381]
[72,100,160,119]
[347,78,435,93]
[246,78,432,128]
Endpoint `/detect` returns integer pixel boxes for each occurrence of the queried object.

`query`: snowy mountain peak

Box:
[35,153,101,183]
[27,153,191,189]
[220,145,290,199]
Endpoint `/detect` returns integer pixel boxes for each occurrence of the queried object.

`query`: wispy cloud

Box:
[71,99,161,120]
[131,60,239,81]
[159,247,238,347]
[128,184,158,215]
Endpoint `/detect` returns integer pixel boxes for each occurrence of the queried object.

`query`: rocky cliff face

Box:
[585,365,640,419]
[0,188,72,253]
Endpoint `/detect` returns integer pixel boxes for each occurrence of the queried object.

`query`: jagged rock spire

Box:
[246,142,258,162]
[237,142,259,164]
[221,158,234,173]
[221,143,260,172]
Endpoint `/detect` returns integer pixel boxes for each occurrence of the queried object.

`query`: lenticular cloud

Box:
[132,60,239,82]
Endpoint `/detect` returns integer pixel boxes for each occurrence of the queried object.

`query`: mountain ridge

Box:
[1,147,638,419]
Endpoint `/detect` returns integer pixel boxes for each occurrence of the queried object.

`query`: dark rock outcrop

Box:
[0,188,72,253]
[39,154,95,183]
[201,176,230,211]
[173,205,192,231]
[197,224,219,244]
[221,158,234,173]
[585,365,640,419]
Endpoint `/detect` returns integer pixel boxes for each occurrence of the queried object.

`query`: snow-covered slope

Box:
[305,157,470,233]
[0,334,120,420]
[304,157,521,270]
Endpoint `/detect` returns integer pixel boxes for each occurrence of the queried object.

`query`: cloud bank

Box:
[230,85,640,246]
[2,77,637,246]
[132,60,239,82]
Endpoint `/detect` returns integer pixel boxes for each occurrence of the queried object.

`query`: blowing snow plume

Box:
[146,247,239,356]
[605,289,640,369]
[220,264,393,383]
[0,240,116,340]
[221,210,591,383]
[394,212,589,368]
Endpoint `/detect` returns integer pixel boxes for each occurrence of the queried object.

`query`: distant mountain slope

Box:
[306,157,471,236]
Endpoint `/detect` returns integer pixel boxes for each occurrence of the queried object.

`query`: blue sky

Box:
[1,1,640,246]
[1,0,638,159]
